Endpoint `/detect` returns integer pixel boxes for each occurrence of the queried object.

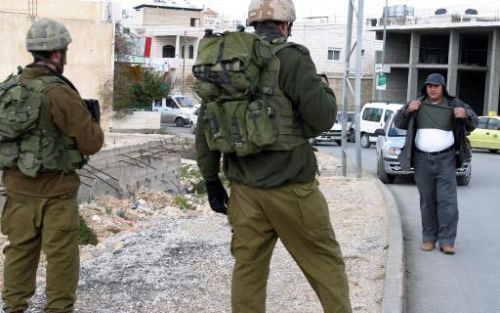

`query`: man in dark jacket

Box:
[394,73,478,254]
[195,0,352,312]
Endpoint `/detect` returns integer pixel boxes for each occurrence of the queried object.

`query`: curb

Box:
[375,179,406,313]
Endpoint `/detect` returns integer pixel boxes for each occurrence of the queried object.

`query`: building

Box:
[0,0,114,110]
[290,20,376,106]
[370,6,500,115]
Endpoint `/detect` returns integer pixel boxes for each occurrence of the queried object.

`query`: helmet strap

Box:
[287,22,293,37]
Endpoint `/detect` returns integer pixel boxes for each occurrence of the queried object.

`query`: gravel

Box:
[0,153,388,313]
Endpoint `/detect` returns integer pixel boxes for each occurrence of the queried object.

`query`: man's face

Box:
[426,83,444,102]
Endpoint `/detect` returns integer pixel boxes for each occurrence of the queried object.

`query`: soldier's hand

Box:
[454,107,467,119]
[406,100,421,113]
[205,177,229,215]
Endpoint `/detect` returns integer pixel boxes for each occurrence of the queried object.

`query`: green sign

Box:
[376,73,387,90]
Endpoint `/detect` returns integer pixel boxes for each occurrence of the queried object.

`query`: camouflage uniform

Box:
[196,1,352,312]
[1,19,104,313]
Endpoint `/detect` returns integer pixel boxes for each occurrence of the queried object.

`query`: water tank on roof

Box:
[465,8,478,15]
[435,8,447,15]
[384,5,415,18]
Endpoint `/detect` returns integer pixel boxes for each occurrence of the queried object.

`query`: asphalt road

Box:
[318,143,500,313]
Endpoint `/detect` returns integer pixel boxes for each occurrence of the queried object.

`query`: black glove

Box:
[205,178,229,214]
[84,99,101,123]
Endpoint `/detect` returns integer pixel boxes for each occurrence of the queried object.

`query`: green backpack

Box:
[0,73,86,177]
[192,30,306,157]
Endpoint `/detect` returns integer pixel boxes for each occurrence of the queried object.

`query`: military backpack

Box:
[192,29,306,157]
[0,72,86,177]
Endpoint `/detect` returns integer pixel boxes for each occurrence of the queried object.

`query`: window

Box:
[362,108,383,122]
[165,98,176,108]
[328,48,341,61]
[384,110,394,122]
[487,118,500,130]
[190,18,200,27]
[478,117,488,129]
[189,45,194,59]
[181,45,185,59]
[162,45,175,58]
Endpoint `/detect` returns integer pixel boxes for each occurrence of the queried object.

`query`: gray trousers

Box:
[414,149,458,246]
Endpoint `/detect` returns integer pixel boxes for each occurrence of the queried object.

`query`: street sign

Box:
[376,73,387,90]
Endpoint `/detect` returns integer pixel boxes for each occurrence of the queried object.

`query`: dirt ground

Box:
[0,152,388,312]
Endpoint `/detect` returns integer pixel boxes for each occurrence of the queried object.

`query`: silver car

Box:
[375,114,471,186]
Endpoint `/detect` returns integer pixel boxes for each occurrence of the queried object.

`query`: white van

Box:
[360,102,404,148]
[152,95,199,126]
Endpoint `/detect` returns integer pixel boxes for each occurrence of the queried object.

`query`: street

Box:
[318,143,500,313]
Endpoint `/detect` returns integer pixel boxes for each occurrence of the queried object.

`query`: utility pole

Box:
[341,0,364,178]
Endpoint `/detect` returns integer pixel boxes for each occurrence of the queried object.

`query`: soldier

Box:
[194,0,352,312]
[0,18,104,312]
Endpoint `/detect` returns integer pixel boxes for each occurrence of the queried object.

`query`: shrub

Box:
[79,214,98,246]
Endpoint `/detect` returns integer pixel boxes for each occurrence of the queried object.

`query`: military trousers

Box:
[1,191,80,313]
[414,148,459,246]
[228,180,352,313]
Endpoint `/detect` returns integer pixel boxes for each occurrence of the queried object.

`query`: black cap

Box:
[424,73,446,85]
[420,73,449,97]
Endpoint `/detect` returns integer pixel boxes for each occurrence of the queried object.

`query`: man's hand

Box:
[406,100,421,113]
[454,107,467,119]
[205,178,229,214]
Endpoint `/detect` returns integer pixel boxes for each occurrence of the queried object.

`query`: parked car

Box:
[312,111,354,145]
[360,102,404,148]
[467,115,500,153]
[152,95,198,126]
[375,114,471,186]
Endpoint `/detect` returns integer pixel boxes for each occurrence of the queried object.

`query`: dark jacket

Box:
[394,96,478,169]
[196,28,337,188]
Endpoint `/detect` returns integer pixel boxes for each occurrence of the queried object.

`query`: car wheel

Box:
[175,117,185,127]
[360,133,371,149]
[335,140,342,146]
[311,139,318,146]
[457,164,471,186]
[377,156,395,184]
[489,149,498,153]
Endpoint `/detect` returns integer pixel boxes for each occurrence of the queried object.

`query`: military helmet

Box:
[26,18,72,52]
[247,0,296,26]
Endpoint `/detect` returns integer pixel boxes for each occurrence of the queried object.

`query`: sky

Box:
[122,0,500,20]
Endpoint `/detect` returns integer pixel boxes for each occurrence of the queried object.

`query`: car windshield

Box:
[174,96,194,108]
[387,120,406,137]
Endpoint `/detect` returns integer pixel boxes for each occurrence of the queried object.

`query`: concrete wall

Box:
[141,7,204,27]
[77,137,192,202]
[110,112,162,131]
[0,0,113,128]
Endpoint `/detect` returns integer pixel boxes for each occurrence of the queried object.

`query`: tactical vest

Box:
[192,30,306,157]
[0,73,86,177]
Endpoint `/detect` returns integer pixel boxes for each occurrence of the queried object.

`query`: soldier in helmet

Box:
[0,18,104,313]
[195,0,352,312]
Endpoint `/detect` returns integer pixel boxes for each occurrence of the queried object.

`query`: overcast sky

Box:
[123,0,500,20]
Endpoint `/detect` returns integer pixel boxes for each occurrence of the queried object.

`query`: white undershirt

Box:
[415,129,454,152]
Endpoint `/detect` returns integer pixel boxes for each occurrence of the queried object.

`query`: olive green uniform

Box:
[1,66,104,313]
[196,34,352,312]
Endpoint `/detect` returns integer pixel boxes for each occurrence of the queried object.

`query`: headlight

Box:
[387,147,401,156]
